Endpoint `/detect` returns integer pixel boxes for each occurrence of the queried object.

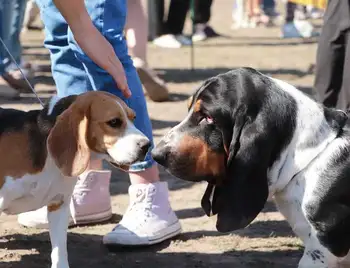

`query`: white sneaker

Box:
[153,34,191,48]
[282,20,319,39]
[153,34,182,48]
[103,181,181,246]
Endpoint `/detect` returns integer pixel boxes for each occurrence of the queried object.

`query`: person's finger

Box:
[119,81,132,98]
[113,72,131,98]
[107,57,132,98]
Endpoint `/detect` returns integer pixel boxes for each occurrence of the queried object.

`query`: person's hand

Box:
[74,25,131,98]
[53,0,131,98]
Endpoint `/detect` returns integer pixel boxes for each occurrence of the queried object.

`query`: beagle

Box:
[0,91,150,268]
[152,67,350,267]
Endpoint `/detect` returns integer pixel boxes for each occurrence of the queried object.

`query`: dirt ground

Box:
[0,1,322,267]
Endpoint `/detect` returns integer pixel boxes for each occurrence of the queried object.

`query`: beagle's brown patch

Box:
[0,132,46,189]
[82,92,134,153]
[48,91,137,177]
[47,200,64,212]
[178,135,226,181]
[0,91,137,187]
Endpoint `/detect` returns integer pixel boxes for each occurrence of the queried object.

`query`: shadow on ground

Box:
[174,201,277,221]
[234,220,294,239]
[1,232,302,268]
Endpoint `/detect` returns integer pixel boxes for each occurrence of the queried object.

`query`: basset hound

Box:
[152,67,350,267]
[0,91,150,268]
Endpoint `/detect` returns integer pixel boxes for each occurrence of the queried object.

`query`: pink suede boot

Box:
[17,170,112,228]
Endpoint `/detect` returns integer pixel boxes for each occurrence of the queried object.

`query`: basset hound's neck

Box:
[269,78,344,194]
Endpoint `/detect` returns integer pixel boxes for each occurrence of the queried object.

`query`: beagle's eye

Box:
[107,118,123,128]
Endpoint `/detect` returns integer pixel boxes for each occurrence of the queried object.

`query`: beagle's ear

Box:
[202,106,270,232]
[47,104,90,177]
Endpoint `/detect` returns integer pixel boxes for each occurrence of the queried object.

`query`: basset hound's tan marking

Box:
[178,135,225,179]
[193,99,202,113]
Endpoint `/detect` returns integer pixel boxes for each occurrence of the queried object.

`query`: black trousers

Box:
[148,0,165,40]
[285,2,296,23]
[314,0,350,110]
[148,0,213,39]
[167,0,213,34]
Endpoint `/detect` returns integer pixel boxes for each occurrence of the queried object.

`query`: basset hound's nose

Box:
[138,139,151,157]
[151,140,169,167]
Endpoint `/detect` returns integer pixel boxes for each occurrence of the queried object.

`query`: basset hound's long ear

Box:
[201,104,270,233]
[47,102,90,177]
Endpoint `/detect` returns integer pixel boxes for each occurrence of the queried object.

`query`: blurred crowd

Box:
[0,0,336,104]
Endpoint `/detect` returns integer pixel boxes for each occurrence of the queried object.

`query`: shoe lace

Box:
[125,187,156,226]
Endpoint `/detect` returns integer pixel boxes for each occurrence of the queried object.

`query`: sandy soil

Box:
[0,1,321,267]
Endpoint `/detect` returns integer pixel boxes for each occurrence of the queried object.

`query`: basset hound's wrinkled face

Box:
[152,68,296,233]
[47,91,150,177]
[152,85,227,184]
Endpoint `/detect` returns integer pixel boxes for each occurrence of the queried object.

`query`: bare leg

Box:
[125,0,169,102]
[125,0,148,63]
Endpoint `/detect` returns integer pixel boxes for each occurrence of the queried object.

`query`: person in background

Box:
[191,0,219,42]
[0,0,35,97]
[262,0,280,25]
[314,0,350,110]
[152,0,192,48]
[125,0,169,102]
[23,0,42,31]
[281,1,318,38]
[246,0,269,27]
[153,0,218,48]
[232,0,270,28]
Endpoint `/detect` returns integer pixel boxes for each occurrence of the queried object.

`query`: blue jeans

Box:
[0,0,27,75]
[35,0,155,172]
[262,0,275,10]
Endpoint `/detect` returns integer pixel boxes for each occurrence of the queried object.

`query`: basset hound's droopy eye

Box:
[192,99,214,125]
[199,114,214,125]
[106,118,123,128]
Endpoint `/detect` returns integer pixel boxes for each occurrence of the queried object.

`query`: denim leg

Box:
[0,1,6,74]
[8,0,27,64]
[35,0,93,97]
[262,0,275,10]
[36,0,155,171]
[0,0,15,73]
[0,0,26,70]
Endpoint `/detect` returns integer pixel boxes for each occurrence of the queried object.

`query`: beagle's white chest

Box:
[0,156,75,215]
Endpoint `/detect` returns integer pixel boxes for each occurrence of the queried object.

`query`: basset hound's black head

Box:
[152,67,297,233]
